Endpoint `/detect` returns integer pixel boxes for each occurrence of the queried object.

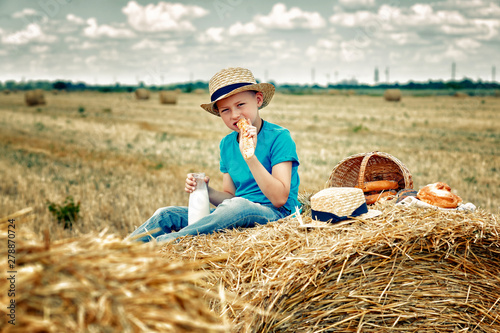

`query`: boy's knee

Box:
[153,206,178,216]
[220,197,249,209]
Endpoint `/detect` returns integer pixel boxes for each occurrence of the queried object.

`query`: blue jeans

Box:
[128,197,289,243]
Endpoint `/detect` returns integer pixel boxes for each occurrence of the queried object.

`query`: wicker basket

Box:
[326,151,413,191]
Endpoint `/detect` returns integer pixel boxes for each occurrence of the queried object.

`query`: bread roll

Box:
[417,182,462,208]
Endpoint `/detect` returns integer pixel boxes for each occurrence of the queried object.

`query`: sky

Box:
[0,0,499,86]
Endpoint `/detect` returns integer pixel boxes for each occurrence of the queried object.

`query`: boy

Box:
[128,67,300,243]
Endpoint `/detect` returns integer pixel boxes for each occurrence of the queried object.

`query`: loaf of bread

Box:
[237,118,255,160]
[356,180,399,193]
[365,190,397,205]
[417,182,462,208]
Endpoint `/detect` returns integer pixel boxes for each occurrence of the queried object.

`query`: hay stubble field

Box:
[1,90,500,332]
[0,91,499,239]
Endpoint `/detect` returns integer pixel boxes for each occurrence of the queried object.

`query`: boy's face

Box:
[216,90,263,131]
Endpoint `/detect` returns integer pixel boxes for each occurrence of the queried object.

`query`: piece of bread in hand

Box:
[237,118,255,160]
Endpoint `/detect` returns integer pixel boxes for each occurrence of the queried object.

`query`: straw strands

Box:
[0,227,229,332]
[162,202,500,332]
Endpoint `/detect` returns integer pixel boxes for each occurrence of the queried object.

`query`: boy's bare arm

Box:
[246,159,292,208]
[207,173,235,206]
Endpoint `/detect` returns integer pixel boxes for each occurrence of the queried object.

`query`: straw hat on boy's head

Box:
[311,187,382,223]
[200,67,275,116]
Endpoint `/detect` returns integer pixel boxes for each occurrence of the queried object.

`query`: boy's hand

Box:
[185,173,209,193]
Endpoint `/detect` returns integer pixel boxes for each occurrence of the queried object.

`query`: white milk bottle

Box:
[188,173,210,225]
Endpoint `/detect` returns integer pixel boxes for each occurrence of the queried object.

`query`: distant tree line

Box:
[1,78,499,94]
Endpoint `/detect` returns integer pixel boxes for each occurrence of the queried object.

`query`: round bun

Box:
[417,182,462,208]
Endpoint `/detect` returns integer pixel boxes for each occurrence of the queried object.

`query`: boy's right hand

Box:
[185,173,209,193]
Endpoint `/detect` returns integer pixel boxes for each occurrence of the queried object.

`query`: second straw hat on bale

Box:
[311,187,382,223]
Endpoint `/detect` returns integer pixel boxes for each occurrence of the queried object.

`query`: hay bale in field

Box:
[134,88,150,100]
[159,90,178,104]
[160,202,500,332]
[24,89,46,106]
[384,88,402,101]
[0,229,229,332]
[193,88,206,94]
[454,91,469,98]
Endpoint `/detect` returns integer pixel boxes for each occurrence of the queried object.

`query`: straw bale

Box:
[327,89,341,95]
[0,230,229,332]
[384,88,402,101]
[134,88,150,100]
[160,90,178,105]
[454,92,469,98]
[160,201,500,332]
[3,202,499,332]
[193,88,206,94]
[24,89,46,106]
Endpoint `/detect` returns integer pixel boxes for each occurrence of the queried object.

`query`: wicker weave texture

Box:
[327,151,413,190]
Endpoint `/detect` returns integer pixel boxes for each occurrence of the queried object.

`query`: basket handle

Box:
[357,151,375,187]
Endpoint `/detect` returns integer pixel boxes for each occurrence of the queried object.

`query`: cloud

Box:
[68,40,99,50]
[424,44,466,63]
[338,0,375,10]
[254,3,326,30]
[1,23,57,45]
[329,3,498,44]
[473,2,500,17]
[330,4,470,29]
[340,40,367,62]
[228,22,264,36]
[198,27,225,43]
[385,32,428,46]
[131,39,160,50]
[66,14,86,25]
[306,38,340,61]
[329,10,377,27]
[130,39,178,53]
[30,45,50,53]
[122,1,208,32]
[470,19,500,40]
[455,37,481,50]
[12,8,38,18]
[84,18,135,38]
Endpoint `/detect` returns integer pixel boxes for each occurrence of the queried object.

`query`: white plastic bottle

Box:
[188,173,210,225]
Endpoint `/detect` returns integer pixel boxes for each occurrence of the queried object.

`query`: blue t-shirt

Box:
[219,120,300,213]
